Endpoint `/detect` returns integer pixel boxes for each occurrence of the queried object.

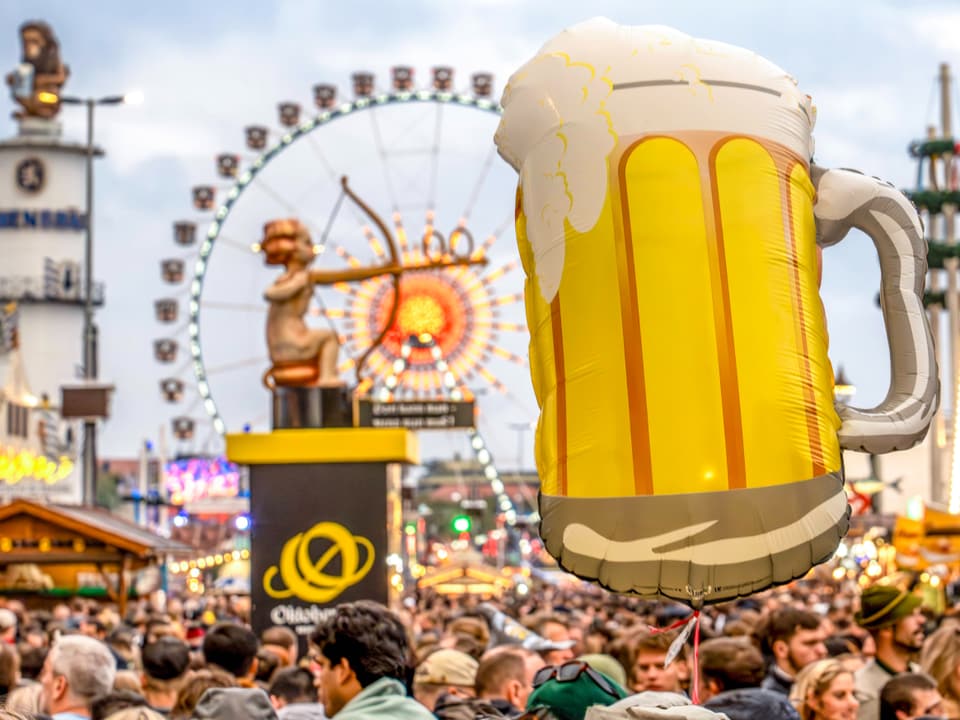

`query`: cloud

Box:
[910,9,960,53]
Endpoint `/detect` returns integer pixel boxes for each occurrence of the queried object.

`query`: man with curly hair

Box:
[309,600,433,719]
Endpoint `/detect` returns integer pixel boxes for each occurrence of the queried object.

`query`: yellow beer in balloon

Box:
[518,130,840,499]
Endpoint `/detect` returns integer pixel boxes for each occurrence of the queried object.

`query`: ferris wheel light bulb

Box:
[451,389,463,401]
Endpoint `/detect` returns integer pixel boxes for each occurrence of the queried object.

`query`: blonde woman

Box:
[790,659,859,720]
[920,622,960,718]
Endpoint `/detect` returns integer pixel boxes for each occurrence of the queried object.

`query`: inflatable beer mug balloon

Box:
[495,19,938,606]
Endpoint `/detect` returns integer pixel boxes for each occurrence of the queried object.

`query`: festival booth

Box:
[0,499,192,615]
[417,554,516,598]
[893,504,960,571]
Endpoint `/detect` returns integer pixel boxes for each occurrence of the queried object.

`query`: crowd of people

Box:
[0,572,957,720]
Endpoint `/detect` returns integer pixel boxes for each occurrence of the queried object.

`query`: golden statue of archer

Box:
[262,177,484,390]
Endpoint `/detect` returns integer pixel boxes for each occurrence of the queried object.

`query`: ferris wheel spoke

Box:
[248,176,325,238]
[477,366,508,393]
[427,103,443,211]
[491,292,524,307]
[218,235,259,255]
[201,301,266,313]
[483,260,520,285]
[485,343,526,364]
[460,146,499,223]
[304,132,342,186]
[205,356,268,375]
[369,109,400,212]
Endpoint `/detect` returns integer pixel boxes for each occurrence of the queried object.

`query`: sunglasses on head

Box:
[532,660,619,698]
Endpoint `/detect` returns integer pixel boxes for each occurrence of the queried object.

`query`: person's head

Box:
[576,654,628,691]
[476,647,542,711]
[268,667,317,709]
[0,608,17,642]
[413,648,478,710]
[170,669,236,719]
[261,625,298,666]
[141,637,190,698]
[920,623,960,705]
[190,687,279,720]
[100,709,166,720]
[41,635,117,716]
[0,643,20,693]
[80,617,106,641]
[309,600,412,717]
[255,648,282,685]
[856,585,925,662]
[4,682,43,716]
[18,645,47,681]
[880,672,942,720]
[114,670,143,692]
[698,637,766,701]
[202,623,259,680]
[620,628,689,694]
[530,615,575,666]
[90,689,149,720]
[790,658,858,720]
[757,607,828,677]
[526,661,628,720]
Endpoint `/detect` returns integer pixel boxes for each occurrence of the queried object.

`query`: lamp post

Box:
[58,91,142,506]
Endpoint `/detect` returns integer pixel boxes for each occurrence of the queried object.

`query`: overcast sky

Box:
[2,0,959,470]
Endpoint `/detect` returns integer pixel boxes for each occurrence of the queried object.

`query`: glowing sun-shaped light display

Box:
[315,229,525,397]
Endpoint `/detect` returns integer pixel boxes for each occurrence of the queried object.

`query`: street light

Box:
[55,90,142,505]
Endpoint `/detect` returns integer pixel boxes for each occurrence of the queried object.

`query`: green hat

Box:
[527,666,628,720]
[855,585,922,630]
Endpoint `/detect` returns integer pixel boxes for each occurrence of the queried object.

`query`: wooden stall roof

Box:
[0,499,193,565]
[418,560,514,597]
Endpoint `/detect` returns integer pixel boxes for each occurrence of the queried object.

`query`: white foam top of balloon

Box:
[495,18,816,304]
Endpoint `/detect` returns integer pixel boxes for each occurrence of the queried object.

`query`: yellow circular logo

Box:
[263,522,374,603]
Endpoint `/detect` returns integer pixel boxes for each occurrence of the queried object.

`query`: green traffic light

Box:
[452,515,471,533]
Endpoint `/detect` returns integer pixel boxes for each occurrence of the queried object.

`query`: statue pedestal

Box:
[272,385,352,429]
[17,117,62,139]
[226,428,418,655]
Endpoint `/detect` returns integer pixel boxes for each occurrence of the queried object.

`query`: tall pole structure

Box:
[940,63,960,512]
[912,65,958,507]
[82,98,97,506]
[59,92,140,506]
[929,122,944,499]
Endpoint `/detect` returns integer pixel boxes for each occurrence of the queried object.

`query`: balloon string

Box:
[648,611,702,705]
[691,610,702,705]
[646,616,690,634]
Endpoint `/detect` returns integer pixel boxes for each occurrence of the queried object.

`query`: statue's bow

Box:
[339,176,402,384]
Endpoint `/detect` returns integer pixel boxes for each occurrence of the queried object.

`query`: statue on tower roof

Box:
[6,20,70,120]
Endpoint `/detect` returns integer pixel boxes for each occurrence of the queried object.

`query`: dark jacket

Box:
[705,688,799,720]
[760,665,794,696]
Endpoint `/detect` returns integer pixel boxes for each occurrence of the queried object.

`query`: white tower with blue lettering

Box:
[0,116,92,503]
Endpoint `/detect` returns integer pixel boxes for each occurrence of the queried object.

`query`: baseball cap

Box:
[414,649,479,687]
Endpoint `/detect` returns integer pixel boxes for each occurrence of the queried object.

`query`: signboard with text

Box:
[250,462,400,655]
[355,399,474,430]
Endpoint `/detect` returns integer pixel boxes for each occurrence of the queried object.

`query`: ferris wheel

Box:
[152,66,532,455]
